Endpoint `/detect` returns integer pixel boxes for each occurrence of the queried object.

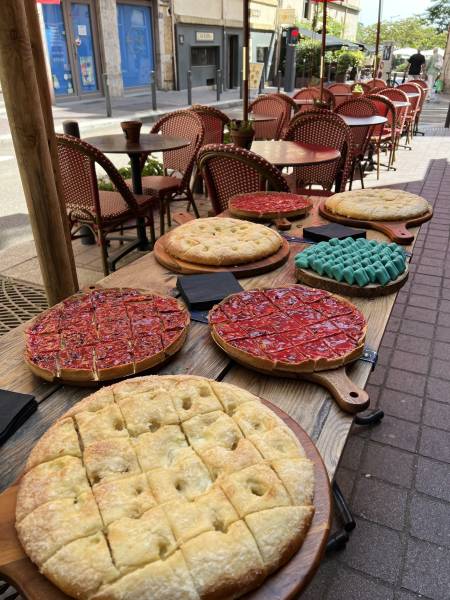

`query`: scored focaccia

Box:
[325,188,431,221]
[16,375,316,600]
[164,217,283,266]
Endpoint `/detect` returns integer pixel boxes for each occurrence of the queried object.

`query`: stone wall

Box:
[97,0,123,97]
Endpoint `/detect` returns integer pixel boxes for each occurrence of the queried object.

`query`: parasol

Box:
[311,0,343,101]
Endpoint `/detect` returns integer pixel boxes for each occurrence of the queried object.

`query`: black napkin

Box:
[176,273,243,311]
[303,224,367,242]
[0,389,37,446]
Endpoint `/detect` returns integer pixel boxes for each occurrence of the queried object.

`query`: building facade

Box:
[37,0,360,101]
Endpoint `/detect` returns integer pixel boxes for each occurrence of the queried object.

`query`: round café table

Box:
[85,133,190,250]
[391,100,410,109]
[405,92,420,99]
[225,109,276,122]
[339,115,387,128]
[251,140,340,168]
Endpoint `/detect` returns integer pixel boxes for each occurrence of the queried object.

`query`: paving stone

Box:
[378,389,423,423]
[426,377,450,404]
[380,331,397,348]
[402,538,450,599]
[368,366,387,386]
[438,299,450,313]
[419,426,450,463]
[415,457,450,502]
[378,348,393,367]
[361,442,414,487]
[403,306,437,324]
[387,317,401,332]
[432,341,450,360]
[399,319,435,339]
[437,311,450,328]
[300,557,335,600]
[341,435,365,471]
[335,466,356,500]
[385,369,426,396]
[412,274,442,287]
[390,351,430,374]
[352,477,407,530]
[366,384,381,405]
[324,566,394,600]
[408,294,439,310]
[407,283,440,298]
[435,325,450,342]
[396,334,431,356]
[409,493,450,548]
[339,518,402,584]
[371,416,419,452]
[423,401,450,431]
[430,359,450,381]
[397,590,431,600]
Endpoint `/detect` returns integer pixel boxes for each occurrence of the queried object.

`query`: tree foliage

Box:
[357,16,447,50]
[424,0,450,34]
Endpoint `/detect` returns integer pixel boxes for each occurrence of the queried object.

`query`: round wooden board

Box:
[319,199,433,245]
[154,235,291,278]
[296,266,409,298]
[0,401,331,600]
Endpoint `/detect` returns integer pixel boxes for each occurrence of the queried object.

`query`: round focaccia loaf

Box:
[164,217,283,265]
[325,189,431,221]
[16,375,315,600]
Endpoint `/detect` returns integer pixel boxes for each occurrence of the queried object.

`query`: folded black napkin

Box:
[177,273,243,311]
[0,389,37,446]
[303,224,367,242]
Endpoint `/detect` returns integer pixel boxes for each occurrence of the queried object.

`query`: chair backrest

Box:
[367,78,386,89]
[396,83,422,121]
[293,86,335,110]
[283,110,353,192]
[272,92,298,134]
[56,134,137,224]
[366,94,396,142]
[410,78,428,92]
[377,88,409,132]
[328,83,352,94]
[351,82,371,94]
[249,94,286,140]
[151,110,204,189]
[197,143,290,214]
[190,105,229,146]
[335,97,377,158]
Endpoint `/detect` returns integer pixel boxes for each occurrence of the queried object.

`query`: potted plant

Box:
[229,119,255,150]
[352,83,364,97]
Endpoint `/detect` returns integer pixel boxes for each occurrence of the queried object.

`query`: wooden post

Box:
[243,0,250,121]
[373,0,383,78]
[0,0,78,305]
[320,1,327,102]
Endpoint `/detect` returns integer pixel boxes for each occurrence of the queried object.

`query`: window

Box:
[256,47,268,63]
[117,3,154,88]
[304,1,310,19]
[191,47,218,67]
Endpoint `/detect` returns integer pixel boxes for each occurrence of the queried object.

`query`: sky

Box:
[359,0,434,25]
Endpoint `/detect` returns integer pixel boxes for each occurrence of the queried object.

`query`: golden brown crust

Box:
[16,375,316,600]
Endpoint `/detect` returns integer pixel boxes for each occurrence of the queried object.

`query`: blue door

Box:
[70,3,99,93]
[117,3,154,89]
[42,4,75,96]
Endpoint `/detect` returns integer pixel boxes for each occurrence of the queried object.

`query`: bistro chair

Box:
[328,83,352,94]
[197,143,290,215]
[366,78,387,90]
[283,109,353,194]
[396,83,423,144]
[404,81,427,135]
[366,94,397,178]
[249,94,286,140]
[351,81,371,94]
[133,110,204,235]
[56,134,156,276]
[335,97,377,189]
[293,87,335,111]
[378,87,410,151]
[273,92,299,137]
[190,105,230,145]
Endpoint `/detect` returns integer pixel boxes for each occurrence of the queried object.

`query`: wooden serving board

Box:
[154,236,291,278]
[318,200,433,245]
[296,265,409,298]
[0,400,331,600]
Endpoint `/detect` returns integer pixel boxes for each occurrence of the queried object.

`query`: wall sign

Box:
[196,32,214,42]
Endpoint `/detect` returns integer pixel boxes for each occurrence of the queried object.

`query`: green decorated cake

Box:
[295,237,407,287]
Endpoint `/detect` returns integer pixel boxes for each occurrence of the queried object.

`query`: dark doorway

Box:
[228,35,239,88]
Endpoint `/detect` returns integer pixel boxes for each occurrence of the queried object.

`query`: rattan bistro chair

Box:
[132,110,204,235]
[283,110,353,194]
[293,87,336,111]
[56,134,156,276]
[249,94,286,140]
[190,105,230,145]
[273,92,299,137]
[366,94,397,178]
[197,144,290,215]
[328,83,352,94]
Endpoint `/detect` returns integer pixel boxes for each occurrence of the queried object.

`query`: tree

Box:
[357,16,447,49]
[424,0,450,34]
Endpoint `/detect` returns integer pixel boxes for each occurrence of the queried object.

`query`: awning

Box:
[297,27,362,51]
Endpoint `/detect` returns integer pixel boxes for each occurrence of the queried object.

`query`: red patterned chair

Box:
[190,105,230,145]
[377,87,410,151]
[366,78,387,90]
[197,143,290,215]
[132,110,204,235]
[272,92,299,137]
[328,83,352,94]
[249,94,286,140]
[56,134,156,276]
[366,94,397,178]
[335,97,377,189]
[396,82,423,143]
[283,109,353,194]
[292,87,335,112]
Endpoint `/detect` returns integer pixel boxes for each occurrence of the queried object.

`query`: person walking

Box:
[406,49,425,81]
[426,48,443,102]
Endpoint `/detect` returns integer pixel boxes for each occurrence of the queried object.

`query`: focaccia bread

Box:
[164,217,283,266]
[16,375,315,600]
[325,189,431,222]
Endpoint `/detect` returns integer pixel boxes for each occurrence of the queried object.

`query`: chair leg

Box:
[166,199,172,228]
[349,161,355,191]
[159,196,165,236]
[148,209,156,245]
[187,189,200,218]
[98,229,110,276]
[358,160,365,189]
[376,146,380,180]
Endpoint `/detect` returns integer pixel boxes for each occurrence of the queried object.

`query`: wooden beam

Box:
[0,0,78,305]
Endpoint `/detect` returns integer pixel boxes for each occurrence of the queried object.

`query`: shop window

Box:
[191,47,218,67]
[256,47,268,63]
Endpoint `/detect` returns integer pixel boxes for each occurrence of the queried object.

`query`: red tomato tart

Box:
[209,285,366,373]
[25,288,189,383]
[229,192,311,220]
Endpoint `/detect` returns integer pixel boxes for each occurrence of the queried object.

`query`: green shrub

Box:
[335,49,365,76]
[97,156,163,191]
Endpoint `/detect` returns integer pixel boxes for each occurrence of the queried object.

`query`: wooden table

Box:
[251,140,340,168]
[339,115,387,128]
[225,109,276,123]
[84,134,190,251]
[0,196,420,492]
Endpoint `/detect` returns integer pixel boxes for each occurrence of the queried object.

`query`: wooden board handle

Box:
[372,222,414,245]
[305,367,369,414]
[273,218,292,231]
[172,212,195,225]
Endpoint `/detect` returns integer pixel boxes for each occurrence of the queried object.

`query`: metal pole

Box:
[187,70,192,105]
[259,69,263,94]
[151,70,157,110]
[373,0,383,78]
[277,69,282,93]
[102,73,112,117]
[243,0,250,121]
[239,69,243,99]
[320,0,327,102]
[445,103,450,128]
[62,120,80,138]
[216,69,221,101]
